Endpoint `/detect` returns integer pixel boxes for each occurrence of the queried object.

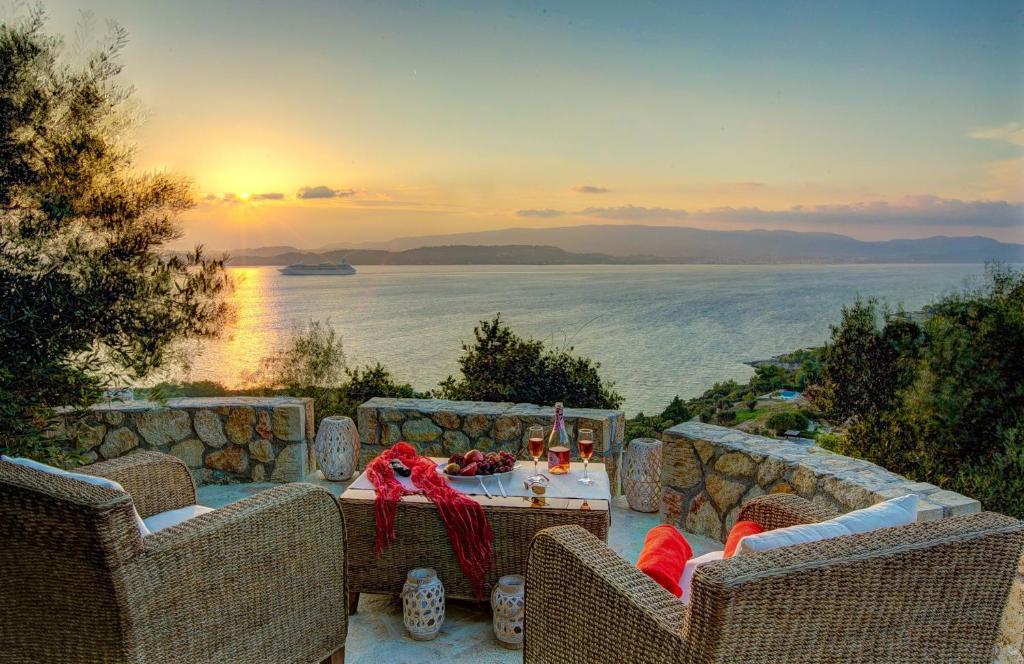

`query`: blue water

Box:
[179,264,990,415]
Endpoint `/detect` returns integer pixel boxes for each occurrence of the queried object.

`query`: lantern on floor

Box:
[402,568,445,641]
[491,574,525,649]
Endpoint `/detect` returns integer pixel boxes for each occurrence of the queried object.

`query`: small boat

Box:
[278,262,357,276]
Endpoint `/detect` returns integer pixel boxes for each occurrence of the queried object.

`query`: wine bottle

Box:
[547,402,570,474]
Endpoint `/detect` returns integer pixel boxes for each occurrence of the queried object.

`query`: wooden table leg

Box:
[347,592,360,616]
[320,647,344,663]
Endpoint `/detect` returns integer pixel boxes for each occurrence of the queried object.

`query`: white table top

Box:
[347,458,611,501]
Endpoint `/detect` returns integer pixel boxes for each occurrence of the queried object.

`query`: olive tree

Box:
[0,11,231,463]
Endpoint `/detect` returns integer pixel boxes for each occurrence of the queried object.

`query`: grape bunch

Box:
[443,449,517,476]
[479,450,516,475]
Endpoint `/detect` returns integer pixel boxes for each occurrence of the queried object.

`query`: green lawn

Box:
[734,408,770,423]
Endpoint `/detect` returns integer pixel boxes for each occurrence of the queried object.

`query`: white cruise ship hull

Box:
[278,265,357,275]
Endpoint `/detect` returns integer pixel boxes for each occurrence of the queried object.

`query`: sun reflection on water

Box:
[212,267,278,386]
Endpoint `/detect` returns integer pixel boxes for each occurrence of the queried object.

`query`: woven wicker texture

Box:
[622,438,662,513]
[78,450,197,518]
[524,493,1024,664]
[1,453,348,664]
[342,496,609,600]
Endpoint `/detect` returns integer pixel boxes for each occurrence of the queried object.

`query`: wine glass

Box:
[527,425,545,480]
[577,428,595,485]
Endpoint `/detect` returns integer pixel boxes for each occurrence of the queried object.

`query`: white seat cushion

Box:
[832,493,918,534]
[2,455,150,537]
[143,504,215,533]
[677,550,724,605]
[737,494,919,555]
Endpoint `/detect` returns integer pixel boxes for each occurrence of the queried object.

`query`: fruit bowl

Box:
[435,461,519,482]
[438,449,519,480]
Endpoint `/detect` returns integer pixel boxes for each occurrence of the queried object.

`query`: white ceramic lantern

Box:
[491,574,526,649]
[402,568,445,641]
[315,416,360,481]
[623,437,663,513]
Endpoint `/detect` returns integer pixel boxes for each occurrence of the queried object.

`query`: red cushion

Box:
[724,520,765,558]
[636,525,693,596]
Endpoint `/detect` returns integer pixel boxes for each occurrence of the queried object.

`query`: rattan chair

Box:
[524,493,1024,664]
[0,451,347,664]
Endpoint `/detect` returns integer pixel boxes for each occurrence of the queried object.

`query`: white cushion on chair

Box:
[1,455,151,537]
[832,493,918,534]
[143,504,215,533]
[678,550,724,605]
[737,494,919,555]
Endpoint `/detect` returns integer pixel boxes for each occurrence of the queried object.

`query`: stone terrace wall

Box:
[72,397,315,485]
[357,398,625,489]
[659,422,980,542]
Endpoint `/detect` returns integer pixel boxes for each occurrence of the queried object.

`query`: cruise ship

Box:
[278,262,357,276]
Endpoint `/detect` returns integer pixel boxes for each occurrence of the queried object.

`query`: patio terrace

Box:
[199,477,718,664]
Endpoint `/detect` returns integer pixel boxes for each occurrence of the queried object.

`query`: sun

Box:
[238,192,251,201]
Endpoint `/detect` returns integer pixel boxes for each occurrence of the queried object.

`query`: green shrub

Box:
[438,315,622,409]
[624,412,666,440]
[816,265,1024,518]
[715,410,737,425]
[765,410,809,435]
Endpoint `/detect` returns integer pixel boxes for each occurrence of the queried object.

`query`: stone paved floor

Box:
[198,475,718,664]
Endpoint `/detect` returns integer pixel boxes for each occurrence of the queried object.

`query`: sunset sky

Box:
[39,0,1024,249]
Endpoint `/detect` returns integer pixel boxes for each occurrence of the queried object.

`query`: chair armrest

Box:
[736,493,837,531]
[118,483,347,664]
[79,451,196,518]
[524,525,688,664]
[684,511,1024,662]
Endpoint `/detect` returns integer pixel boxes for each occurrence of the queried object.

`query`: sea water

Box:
[177,263,988,415]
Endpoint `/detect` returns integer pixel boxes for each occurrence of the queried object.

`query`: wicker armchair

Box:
[524,493,1024,664]
[0,451,347,664]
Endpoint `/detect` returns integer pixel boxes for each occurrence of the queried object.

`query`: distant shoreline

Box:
[218,243,1018,267]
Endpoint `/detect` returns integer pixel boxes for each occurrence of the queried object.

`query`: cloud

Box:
[571,185,610,194]
[696,196,1024,228]
[579,205,689,221]
[516,208,565,218]
[252,192,284,200]
[297,185,356,199]
[968,122,1024,147]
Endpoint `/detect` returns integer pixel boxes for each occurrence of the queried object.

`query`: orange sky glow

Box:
[41,0,1024,250]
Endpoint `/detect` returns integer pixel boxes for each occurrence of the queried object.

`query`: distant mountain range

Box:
[363,225,1024,263]
[226,244,659,266]
[225,225,1023,265]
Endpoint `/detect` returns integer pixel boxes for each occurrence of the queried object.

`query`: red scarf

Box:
[365,442,495,599]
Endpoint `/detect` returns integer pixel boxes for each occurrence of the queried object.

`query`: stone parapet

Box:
[356,398,625,491]
[659,422,981,542]
[71,397,314,485]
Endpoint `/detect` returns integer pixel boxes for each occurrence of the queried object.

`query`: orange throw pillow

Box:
[724,520,765,558]
[636,525,693,596]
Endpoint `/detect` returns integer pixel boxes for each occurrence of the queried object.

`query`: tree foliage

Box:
[0,11,230,463]
[818,266,1024,517]
[438,315,622,409]
[765,410,809,435]
[239,320,419,423]
[625,396,692,440]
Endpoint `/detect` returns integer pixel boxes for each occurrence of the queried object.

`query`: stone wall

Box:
[71,397,315,485]
[357,398,625,490]
[659,422,980,542]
